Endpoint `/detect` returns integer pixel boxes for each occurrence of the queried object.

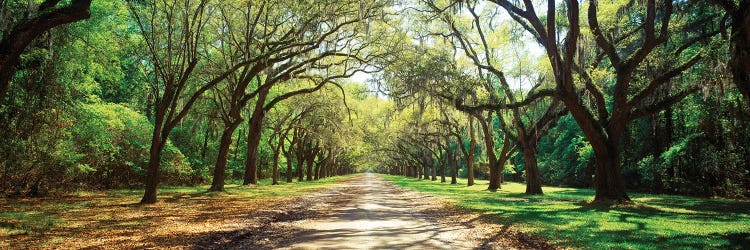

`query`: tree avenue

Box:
[0,0,748,222]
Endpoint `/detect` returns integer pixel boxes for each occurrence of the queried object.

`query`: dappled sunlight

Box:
[385,175,750,249]
[0,175,357,249]
[1,0,748,249]
[281,174,481,249]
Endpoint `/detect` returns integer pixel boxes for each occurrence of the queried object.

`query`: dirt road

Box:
[278,173,478,249]
[202,173,551,250]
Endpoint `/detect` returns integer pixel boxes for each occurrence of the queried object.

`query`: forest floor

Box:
[385,175,750,249]
[0,174,550,249]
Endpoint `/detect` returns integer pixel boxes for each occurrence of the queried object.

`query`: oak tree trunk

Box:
[284,151,293,183]
[561,89,632,203]
[467,117,476,186]
[209,121,241,191]
[479,116,501,191]
[305,149,314,181]
[271,142,281,185]
[314,160,320,180]
[592,141,631,204]
[141,104,169,204]
[141,138,165,204]
[450,150,458,184]
[731,1,750,105]
[521,145,543,195]
[440,147,447,183]
[242,89,269,185]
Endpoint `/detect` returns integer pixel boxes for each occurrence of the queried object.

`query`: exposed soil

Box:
[206,173,555,250]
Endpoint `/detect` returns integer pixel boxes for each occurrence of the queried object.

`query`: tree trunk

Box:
[210,121,241,191]
[297,137,305,182]
[592,144,630,204]
[431,160,437,181]
[284,148,293,183]
[478,115,501,191]
[242,88,269,185]
[297,161,304,181]
[440,146,447,183]
[320,162,326,179]
[450,149,458,184]
[422,154,430,180]
[440,163,446,183]
[314,159,320,180]
[467,117,476,187]
[285,155,293,183]
[141,106,168,204]
[271,141,281,185]
[487,160,501,190]
[521,145,543,195]
[305,147,315,181]
[141,138,164,204]
[321,152,332,179]
[731,1,750,105]
[561,91,631,203]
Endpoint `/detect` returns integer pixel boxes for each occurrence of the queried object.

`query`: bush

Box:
[0,103,194,196]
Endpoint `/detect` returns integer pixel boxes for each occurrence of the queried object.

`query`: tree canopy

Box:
[0,0,748,205]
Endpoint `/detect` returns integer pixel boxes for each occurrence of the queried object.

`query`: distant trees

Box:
[202,0,390,191]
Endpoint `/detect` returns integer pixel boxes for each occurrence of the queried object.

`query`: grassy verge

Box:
[383,175,750,249]
[0,175,357,248]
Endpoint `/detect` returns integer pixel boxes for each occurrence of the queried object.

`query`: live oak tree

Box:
[264,101,318,185]
[231,0,391,187]
[711,0,750,105]
[473,110,516,191]
[0,0,92,101]
[1,0,747,205]
[202,0,363,190]
[422,0,564,194]
[487,0,722,203]
[128,0,253,203]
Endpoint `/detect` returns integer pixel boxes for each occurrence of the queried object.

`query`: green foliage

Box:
[534,115,594,187]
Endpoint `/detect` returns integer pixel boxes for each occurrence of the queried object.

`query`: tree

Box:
[238,0,393,186]
[711,0,750,105]
[465,115,476,186]
[474,111,516,191]
[488,0,720,203]
[0,0,92,101]
[128,0,251,203]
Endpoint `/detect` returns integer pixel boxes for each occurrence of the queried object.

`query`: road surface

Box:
[202,173,551,250]
[278,173,477,249]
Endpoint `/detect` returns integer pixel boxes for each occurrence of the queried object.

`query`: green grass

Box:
[383,175,750,250]
[0,175,357,236]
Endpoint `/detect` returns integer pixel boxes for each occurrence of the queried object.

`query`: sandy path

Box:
[277,173,478,250]
[206,173,553,250]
